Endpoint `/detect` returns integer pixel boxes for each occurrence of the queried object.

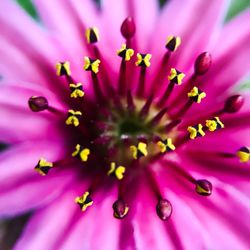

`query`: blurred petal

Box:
[14,189,79,250]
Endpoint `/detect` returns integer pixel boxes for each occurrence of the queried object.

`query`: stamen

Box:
[187,86,206,104]
[85,27,100,44]
[75,191,93,212]
[83,57,101,74]
[236,146,250,163]
[56,61,71,76]
[165,119,182,133]
[187,124,205,139]
[165,36,181,52]
[28,96,48,112]
[130,142,148,159]
[157,68,185,107]
[170,52,211,107]
[195,179,212,196]
[194,52,212,76]
[157,138,176,153]
[120,17,136,45]
[65,109,82,127]
[205,117,224,132]
[171,87,206,119]
[223,94,244,113]
[90,72,106,103]
[156,199,172,221]
[72,144,90,162]
[117,44,134,96]
[149,107,168,125]
[117,44,134,62]
[112,199,129,219]
[56,61,74,84]
[34,158,53,176]
[150,36,181,94]
[107,162,126,180]
[126,90,135,112]
[28,96,64,115]
[69,83,85,98]
[136,53,152,97]
[139,95,154,117]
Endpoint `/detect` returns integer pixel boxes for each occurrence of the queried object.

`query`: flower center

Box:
[28,17,247,221]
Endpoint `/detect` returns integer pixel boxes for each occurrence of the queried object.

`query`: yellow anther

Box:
[236,147,250,163]
[85,27,99,44]
[205,117,224,132]
[84,57,101,74]
[187,124,205,139]
[188,86,206,103]
[135,53,152,67]
[65,109,82,127]
[107,162,126,180]
[165,36,181,52]
[69,83,85,98]
[34,158,53,176]
[117,44,134,61]
[157,138,176,153]
[130,142,148,159]
[56,61,71,76]
[72,144,90,162]
[168,68,185,85]
[75,191,93,212]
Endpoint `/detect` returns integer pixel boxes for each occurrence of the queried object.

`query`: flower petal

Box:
[133,178,177,250]
[0,171,74,217]
[58,188,120,250]
[0,140,64,183]
[202,9,250,96]
[14,188,79,250]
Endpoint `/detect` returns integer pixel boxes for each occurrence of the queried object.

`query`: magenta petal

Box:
[14,189,79,250]
[203,9,250,95]
[0,171,74,217]
[59,188,120,250]
[0,140,64,183]
[132,179,175,250]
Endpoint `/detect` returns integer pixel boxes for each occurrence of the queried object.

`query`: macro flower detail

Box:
[0,0,250,249]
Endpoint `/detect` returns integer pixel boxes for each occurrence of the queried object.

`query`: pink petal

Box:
[126,0,159,51]
[0,1,84,99]
[59,188,120,250]
[0,140,64,183]
[0,171,74,217]
[0,2,61,78]
[154,163,250,249]
[202,9,250,96]
[149,0,228,66]
[14,188,79,250]
[132,178,177,250]
[187,181,250,249]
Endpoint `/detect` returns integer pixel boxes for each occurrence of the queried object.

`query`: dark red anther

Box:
[156,199,172,221]
[195,179,212,196]
[224,95,244,113]
[120,17,136,39]
[113,199,129,219]
[194,52,212,75]
[28,96,48,112]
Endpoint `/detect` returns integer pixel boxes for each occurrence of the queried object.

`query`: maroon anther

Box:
[120,17,136,39]
[224,95,244,113]
[195,179,212,196]
[194,52,212,75]
[28,96,48,112]
[113,199,129,219]
[156,199,172,221]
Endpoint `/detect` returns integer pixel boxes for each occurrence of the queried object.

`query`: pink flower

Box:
[0,0,250,249]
